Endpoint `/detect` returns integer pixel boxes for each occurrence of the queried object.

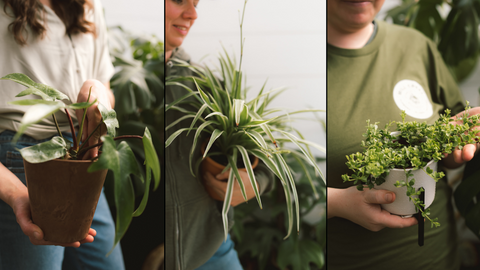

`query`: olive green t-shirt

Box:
[327,20,464,269]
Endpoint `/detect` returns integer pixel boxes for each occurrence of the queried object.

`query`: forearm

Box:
[327,187,343,219]
[0,162,27,208]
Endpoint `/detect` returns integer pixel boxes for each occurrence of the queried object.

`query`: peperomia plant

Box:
[0,73,160,250]
[341,104,480,228]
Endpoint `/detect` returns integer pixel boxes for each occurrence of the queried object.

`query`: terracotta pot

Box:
[24,158,107,243]
[374,132,437,216]
[200,142,259,201]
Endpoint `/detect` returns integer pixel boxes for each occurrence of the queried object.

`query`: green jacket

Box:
[165,47,274,270]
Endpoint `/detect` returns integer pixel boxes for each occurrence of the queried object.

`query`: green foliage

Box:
[0,73,161,250]
[233,156,326,270]
[108,27,165,194]
[385,0,480,82]
[342,104,480,227]
[166,0,324,242]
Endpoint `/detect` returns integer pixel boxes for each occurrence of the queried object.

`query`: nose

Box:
[183,2,198,21]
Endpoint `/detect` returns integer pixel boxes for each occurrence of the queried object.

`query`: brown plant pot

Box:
[24,158,107,243]
[200,142,259,201]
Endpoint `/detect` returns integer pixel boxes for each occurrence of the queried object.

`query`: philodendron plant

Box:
[342,104,480,227]
[166,0,325,240]
[0,73,160,250]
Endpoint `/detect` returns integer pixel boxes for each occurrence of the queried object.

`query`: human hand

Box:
[328,186,418,232]
[11,192,96,247]
[75,80,114,160]
[203,170,258,206]
[444,107,480,166]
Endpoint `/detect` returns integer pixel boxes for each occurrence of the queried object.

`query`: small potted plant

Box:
[165,1,325,240]
[341,105,480,227]
[0,73,160,250]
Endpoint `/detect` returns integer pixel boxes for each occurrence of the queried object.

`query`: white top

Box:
[0,0,114,139]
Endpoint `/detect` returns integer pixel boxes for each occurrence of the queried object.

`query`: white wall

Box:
[182,0,326,158]
[101,0,164,39]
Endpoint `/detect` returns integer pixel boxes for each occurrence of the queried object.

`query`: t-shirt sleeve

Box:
[92,0,114,83]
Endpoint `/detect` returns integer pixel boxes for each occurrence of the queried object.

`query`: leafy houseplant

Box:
[0,73,160,250]
[165,0,325,240]
[341,105,480,227]
[233,155,326,270]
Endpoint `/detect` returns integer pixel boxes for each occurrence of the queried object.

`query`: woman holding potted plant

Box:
[0,0,124,269]
[327,0,480,269]
[165,0,275,269]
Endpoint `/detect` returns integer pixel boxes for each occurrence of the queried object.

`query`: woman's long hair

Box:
[3,0,96,45]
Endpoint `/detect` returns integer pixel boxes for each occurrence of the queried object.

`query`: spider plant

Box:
[165,0,325,240]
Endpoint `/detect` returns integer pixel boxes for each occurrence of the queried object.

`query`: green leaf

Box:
[233,99,245,126]
[19,136,67,163]
[203,129,224,158]
[14,103,65,143]
[228,149,248,202]
[142,128,161,190]
[98,103,119,137]
[237,145,262,208]
[88,136,140,253]
[222,168,235,240]
[8,99,62,106]
[67,100,97,110]
[1,73,69,101]
[277,237,325,270]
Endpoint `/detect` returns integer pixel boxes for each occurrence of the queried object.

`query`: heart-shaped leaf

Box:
[19,136,67,163]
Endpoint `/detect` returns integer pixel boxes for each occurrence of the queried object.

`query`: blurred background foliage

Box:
[107,26,165,269]
[385,0,480,82]
[232,139,326,269]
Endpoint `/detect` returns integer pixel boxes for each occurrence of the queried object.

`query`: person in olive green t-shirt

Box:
[327,1,480,269]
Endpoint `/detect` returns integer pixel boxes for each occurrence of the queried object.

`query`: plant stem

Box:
[78,121,102,152]
[64,108,78,150]
[52,114,64,140]
[77,135,143,156]
[76,86,92,149]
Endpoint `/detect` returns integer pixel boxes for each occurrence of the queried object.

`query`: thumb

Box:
[363,189,396,204]
[16,211,43,241]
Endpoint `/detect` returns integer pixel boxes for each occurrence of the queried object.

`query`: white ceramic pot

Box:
[373,131,437,216]
[374,159,437,216]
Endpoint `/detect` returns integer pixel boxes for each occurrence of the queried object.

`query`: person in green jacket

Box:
[327,0,480,269]
[165,1,274,269]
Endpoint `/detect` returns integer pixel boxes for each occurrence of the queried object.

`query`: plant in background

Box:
[342,104,480,227]
[165,0,325,240]
[385,0,480,82]
[0,73,161,250]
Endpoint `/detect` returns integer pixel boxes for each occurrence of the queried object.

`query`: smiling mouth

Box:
[175,25,187,31]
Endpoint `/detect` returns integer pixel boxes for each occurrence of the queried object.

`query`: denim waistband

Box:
[0,130,73,145]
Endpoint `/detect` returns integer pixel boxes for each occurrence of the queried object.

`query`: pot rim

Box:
[388,159,437,172]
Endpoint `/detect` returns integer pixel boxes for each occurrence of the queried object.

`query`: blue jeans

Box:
[195,234,243,270]
[0,130,124,270]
